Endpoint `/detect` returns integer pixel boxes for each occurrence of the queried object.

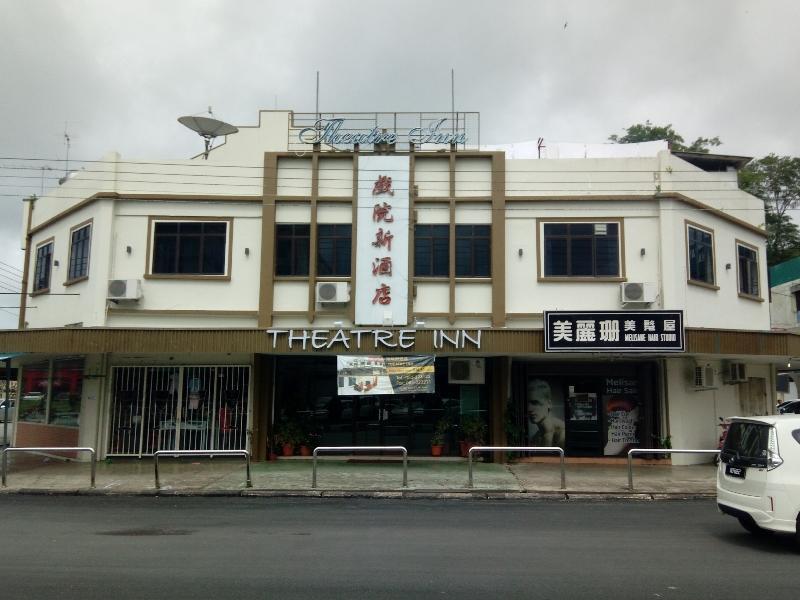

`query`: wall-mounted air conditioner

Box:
[693,363,717,390]
[107,279,142,301]
[723,361,747,384]
[620,282,657,304]
[316,281,350,303]
[448,358,485,384]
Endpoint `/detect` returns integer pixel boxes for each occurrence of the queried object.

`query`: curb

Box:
[0,487,717,501]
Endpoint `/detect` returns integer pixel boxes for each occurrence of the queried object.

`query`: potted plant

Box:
[430,418,450,457]
[298,431,313,456]
[459,416,486,458]
[275,420,302,457]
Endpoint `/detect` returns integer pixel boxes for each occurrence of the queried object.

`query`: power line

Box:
[0,260,22,274]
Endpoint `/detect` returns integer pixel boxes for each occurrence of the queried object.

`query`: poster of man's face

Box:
[526,378,566,447]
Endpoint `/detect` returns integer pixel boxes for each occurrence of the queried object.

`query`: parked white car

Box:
[717,414,800,542]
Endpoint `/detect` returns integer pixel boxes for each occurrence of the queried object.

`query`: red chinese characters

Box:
[372,283,391,305]
[372,175,394,196]
[372,257,393,276]
[368,175,398,306]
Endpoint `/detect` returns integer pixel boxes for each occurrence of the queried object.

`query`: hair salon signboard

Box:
[544,311,684,352]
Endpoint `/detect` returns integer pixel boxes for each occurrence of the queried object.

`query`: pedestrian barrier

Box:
[312,446,408,489]
[153,449,252,489]
[627,448,720,491]
[467,446,565,489]
[1,446,97,488]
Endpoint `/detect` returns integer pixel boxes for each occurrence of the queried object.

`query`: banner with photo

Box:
[336,355,435,396]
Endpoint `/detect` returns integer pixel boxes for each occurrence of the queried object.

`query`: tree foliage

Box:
[609,120,721,153]
[740,154,800,265]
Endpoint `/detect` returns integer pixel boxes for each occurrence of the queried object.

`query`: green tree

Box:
[609,120,721,153]
[740,154,800,265]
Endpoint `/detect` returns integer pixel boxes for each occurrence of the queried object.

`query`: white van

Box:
[717,414,800,541]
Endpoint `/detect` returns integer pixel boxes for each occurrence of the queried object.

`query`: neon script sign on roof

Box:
[298,118,467,146]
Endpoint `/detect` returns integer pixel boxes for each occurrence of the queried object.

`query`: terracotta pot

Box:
[431,444,444,457]
[299,445,312,457]
[269,451,279,461]
[282,443,295,456]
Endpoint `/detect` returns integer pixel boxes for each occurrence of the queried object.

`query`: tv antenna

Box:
[178,107,239,159]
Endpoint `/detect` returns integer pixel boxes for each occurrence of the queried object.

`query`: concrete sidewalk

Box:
[0,453,718,499]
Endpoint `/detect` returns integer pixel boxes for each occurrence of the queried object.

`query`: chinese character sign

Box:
[544,311,684,352]
[355,156,409,326]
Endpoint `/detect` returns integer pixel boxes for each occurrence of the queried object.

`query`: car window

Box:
[793,429,800,444]
[721,422,770,466]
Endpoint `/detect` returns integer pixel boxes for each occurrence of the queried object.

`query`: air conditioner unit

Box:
[620,282,657,304]
[316,281,350,303]
[448,358,485,384]
[723,361,747,384]
[693,364,717,390]
[107,279,142,301]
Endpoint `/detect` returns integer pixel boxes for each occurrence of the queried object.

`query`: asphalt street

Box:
[0,496,797,599]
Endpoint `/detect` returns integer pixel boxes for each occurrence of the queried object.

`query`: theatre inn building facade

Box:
[1,110,795,465]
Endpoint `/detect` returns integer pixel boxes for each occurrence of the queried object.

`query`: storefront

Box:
[510,361,660,457]
[272,356,490,456]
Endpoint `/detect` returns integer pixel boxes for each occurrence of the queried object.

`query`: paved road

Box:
[0,496,797,599]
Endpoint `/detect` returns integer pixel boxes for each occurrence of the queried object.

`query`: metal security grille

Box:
[107,365,250,457]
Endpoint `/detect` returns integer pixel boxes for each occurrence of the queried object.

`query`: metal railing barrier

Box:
[153,449,252,490]
[467,446,566,489]
[312,446,408,489]
[627,448,720,491]
[2,447,97,488]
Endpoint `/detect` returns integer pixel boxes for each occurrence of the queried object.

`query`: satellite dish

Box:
[178,108,239,159]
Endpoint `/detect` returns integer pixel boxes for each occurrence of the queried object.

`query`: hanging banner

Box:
[337,355,435,396]
[354,155,410,326]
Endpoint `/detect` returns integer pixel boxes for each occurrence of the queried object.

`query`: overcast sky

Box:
[1,0,799,328]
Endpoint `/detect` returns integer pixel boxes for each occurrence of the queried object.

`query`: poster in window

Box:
[568,392,597,422]
[526,378,566,448]
[603,377,641,455]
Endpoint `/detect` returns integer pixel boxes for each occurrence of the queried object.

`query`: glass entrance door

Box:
[353,396,412,447]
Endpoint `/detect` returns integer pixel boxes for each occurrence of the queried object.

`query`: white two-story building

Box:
[0,109,793,464]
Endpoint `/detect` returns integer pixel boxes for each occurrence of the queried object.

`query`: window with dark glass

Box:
[317,224,351,276]
[152,221,228,275]
[737,243,759,297]
[543,222,620,277]
[275,224,310,276]
[455,225,491,277]
[68,224,91,281]
[33,241,53,291]
[688,225,714,285]
[414,224,449,277]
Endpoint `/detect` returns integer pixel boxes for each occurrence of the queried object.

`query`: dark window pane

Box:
[432,238,449,276]
[544,238,567,276]
[474,239,491,276]
[317,238,334,276]
[335,238,351,276]
[295,239,309,276]
[179,222,202,234]
[570,238,593,276]
[276,238,292,275]
[544,223,567,236]
[153,237,177,273]
[595,237,619,276]
[178,237,201,273]
[455,238,472,277]
[155,222,178,234]
[415,238,432,276]
[570,223,593,235]
[203,236,226,274]
[203,222,227,235]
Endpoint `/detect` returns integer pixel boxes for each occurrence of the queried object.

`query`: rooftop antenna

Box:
[58,126,75,185]
[451,68,455,139]
[178,107,239,159]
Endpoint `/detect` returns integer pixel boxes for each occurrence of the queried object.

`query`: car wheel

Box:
[738,516,767,536]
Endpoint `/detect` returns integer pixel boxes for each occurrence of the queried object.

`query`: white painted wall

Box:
[770,281,799,330]
[415,158,449,197]
[455,157,491,197]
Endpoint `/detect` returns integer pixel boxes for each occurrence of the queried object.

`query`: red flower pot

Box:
[431,444,444,457]
[282,443,295,457]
